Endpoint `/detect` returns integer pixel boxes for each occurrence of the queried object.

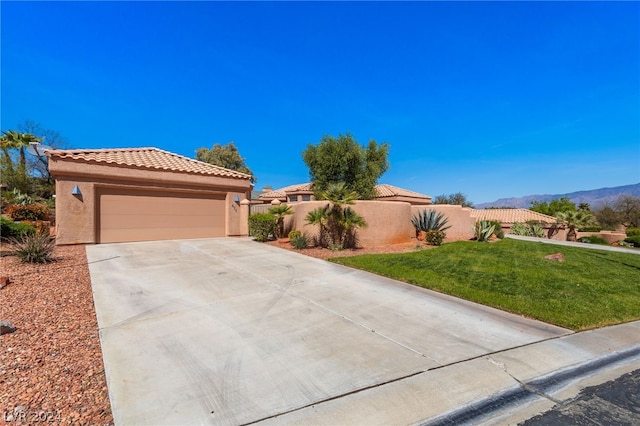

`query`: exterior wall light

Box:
[71,185,82,196]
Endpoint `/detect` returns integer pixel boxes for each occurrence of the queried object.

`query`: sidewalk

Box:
[505,234,640,255]
[257,321,640,425]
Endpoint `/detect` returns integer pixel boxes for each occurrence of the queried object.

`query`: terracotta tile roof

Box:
[374,184,432,200]
[471,209,557,224]
[47,147,252,179]
[258,182,432,201]
[259,183,313,200]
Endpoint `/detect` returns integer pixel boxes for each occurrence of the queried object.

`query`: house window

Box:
[301,195,311,201]
[288,196,297,203]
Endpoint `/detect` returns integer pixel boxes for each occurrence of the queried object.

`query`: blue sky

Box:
[2,1,638,204]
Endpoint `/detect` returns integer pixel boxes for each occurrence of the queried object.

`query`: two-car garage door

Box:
[97,188,226,243]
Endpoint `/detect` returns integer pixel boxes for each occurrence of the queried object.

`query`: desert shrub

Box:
[624,236,640,247]
[578,236,610,245]
[11,231,56,263]
[1,217,35,240]
[290,232,309,249]
[6,203,49,221]
[473,220,496,242]
[411,209,451,234]
[486,220,504,239]
[288,230,302,239]
[511,222,545,238]
[626,227,640,237]
[248,213,276,242]
[424,230,445,246]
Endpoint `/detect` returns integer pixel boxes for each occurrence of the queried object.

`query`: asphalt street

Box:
[521,369,640,425]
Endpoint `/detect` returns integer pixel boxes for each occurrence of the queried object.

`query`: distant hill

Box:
[477,183,640,209]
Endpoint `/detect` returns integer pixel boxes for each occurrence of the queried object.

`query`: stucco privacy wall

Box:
[48,150,252,245]
[412,204,476,241]
[284,200,415,246]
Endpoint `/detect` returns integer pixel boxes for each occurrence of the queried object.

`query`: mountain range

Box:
[476,183,640,209]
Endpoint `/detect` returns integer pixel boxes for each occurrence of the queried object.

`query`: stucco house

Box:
[258,183,433,205]
[471,208,562,239]
[47,147,253,245]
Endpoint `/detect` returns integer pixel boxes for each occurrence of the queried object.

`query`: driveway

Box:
[86,238,570,425]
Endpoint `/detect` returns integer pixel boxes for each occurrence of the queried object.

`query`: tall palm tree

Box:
[0,130,41,192]
[555,210,598,241]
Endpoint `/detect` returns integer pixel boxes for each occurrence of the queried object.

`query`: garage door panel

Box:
[98,189,226,243]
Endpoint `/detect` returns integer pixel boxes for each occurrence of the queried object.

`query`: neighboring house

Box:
[470,208,562,239]
[47,147,253,245]
[257,183,433,205]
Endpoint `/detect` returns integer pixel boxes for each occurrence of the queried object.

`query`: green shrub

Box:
[424,230,445,246]
[290,232,309,249]
[6,203,49,221]
[473,220,496,242]
[1,217,35,240]
[579,236,610,245]
[11,231,56,263]
[411,210,451,234]
[624,236,640,247]
[626,227,640,237]
[288,230,302,240]
[486,220,504,239]
[248,213,276,242]
[511,222,545,238]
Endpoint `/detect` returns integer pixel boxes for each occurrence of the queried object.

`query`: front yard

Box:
[331,238,640,331]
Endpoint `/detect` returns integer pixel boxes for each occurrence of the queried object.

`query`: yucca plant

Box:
[11,231,56,263]
[473,220,496,242]
[411,209,452,234]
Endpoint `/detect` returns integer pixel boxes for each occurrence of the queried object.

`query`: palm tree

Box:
[305,205,329,247]
[317,182,364,249]
[341,207,367,248]
[268,204,293,238]
[0,130,41,192]
[555,210,598,241]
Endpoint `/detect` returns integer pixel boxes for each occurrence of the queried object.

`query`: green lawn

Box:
[330,239,640,331]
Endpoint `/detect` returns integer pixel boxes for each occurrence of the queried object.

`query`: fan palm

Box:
[268,204,293,238]
[0,130,42,192]
[555,210,598,241]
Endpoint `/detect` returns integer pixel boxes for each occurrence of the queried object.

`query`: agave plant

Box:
[411,209,452,234]
[473,220,496,242]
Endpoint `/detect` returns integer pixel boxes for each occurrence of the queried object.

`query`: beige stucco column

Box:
[240,199,250,236]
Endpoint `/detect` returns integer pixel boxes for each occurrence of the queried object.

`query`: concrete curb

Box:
[257,321,640,425]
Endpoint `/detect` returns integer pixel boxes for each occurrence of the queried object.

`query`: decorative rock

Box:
[0,320,17,335]
[0,276,10,289]
[545,253,565,262]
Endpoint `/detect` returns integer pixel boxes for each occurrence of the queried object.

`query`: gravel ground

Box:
[0,244,113,425]
[266,238,434,260]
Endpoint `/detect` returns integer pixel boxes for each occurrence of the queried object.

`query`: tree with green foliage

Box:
[433,192,474,208]
[555,210,598,241]
[530,197,576,216]
[594,205,620,230]
[0,130,42,193]
[196,142,256,183]
[306,182,366,250]
[302,133,389,200]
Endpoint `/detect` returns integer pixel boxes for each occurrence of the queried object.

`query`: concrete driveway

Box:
[86,238,570,425]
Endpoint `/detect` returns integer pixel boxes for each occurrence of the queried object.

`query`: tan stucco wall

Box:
[285,200,414,246]
[412,204,475,241]
[50,158,252,245]
[576,230,626,244]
